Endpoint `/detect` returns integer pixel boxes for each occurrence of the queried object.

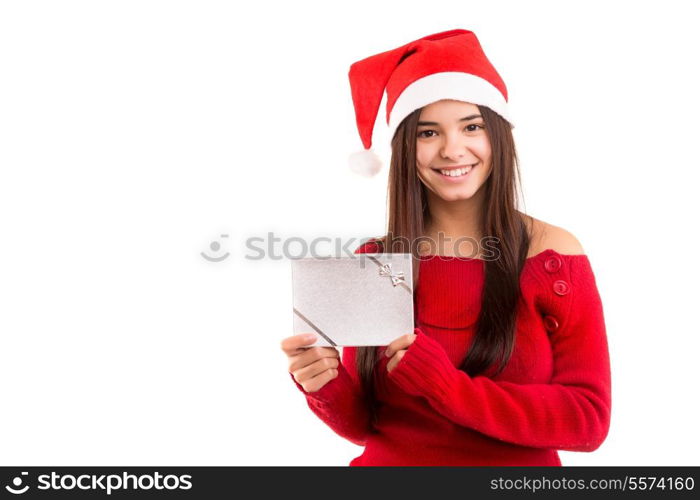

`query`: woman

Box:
[280,29,611,466]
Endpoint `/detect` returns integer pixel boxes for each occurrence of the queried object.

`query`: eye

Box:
[417,124,484,138]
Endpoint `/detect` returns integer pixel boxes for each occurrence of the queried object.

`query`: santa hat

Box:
[347,28,513,177]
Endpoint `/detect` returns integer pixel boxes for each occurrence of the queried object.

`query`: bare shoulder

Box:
[526,216,586,258]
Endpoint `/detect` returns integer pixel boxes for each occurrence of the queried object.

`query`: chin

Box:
[437,189,477,201]
[438,188,478,200]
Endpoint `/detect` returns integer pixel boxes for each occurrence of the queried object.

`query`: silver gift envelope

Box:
[291,253,414,347]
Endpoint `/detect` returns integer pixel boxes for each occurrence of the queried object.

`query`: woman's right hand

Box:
[281,333,340,393]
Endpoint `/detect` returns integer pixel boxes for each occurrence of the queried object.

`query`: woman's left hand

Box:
[384,332,417,373]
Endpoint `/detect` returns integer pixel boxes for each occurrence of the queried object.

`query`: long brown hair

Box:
[356,104,532,429]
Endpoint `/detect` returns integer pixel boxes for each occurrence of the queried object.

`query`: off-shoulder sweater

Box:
[290,240,612,466]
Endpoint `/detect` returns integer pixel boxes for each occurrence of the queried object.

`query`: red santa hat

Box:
[347,28,513,177]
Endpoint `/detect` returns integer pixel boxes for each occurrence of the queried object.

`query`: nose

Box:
[440,132,471,162]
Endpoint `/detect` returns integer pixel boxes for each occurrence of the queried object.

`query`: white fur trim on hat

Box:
[348,149,383,177]
[387,72,513,143]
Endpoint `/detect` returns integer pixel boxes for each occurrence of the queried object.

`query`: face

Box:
[415,100,493,202]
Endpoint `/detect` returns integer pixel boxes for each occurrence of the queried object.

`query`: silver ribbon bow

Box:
[378,262,406,287]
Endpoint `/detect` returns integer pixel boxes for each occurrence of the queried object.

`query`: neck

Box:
[423,189,485,257]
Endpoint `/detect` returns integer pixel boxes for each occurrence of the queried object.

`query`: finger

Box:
[301,368,339,393]
[386,356,396,373]
[292,356,340,385]
[386,350,405,373]
[384,333,417,358]
[288,346,339,373]
[280,333,319,355]
[384,334,411,358]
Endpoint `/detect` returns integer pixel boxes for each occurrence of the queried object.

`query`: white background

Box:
[1,0,698,465]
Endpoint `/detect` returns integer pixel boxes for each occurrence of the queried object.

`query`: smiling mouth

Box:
[433,163,477,178]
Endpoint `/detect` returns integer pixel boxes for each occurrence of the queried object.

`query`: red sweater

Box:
[290,240,612,466]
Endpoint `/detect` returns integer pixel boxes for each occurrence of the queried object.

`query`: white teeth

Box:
[439,165,474,177]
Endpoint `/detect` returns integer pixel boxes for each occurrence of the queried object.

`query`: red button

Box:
[553,280,570,296]
[544,256,561,273]
[543,315,559,332]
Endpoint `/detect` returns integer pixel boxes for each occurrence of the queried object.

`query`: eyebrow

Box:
[417,114,482,126]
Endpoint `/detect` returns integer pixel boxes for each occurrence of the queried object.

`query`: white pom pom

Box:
[348,149,382,177]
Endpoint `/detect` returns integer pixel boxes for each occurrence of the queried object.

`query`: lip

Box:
[433,163,478,181]
[433,163,477,171]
